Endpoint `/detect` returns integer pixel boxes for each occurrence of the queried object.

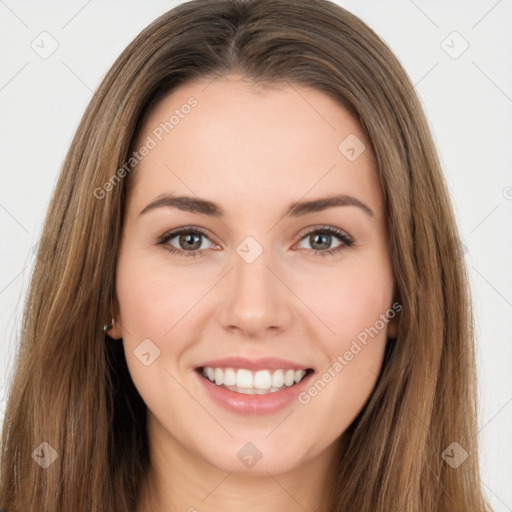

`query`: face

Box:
[112,74,399,477]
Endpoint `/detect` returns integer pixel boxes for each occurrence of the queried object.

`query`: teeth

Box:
[253,370,272,389]
[214,368,224,386]
[223,368,237,386]
[236,369,253,389]
[201,367,309,392]
[272,369,284,388]
[284,369,295,386]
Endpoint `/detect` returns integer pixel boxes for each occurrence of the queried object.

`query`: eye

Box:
[157,227,217,258]
[295,225,354,256]
[156,225,354,258]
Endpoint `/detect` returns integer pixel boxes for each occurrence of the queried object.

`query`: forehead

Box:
[127,75,382,221]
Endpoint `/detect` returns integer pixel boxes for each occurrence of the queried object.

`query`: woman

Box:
[0,0,492,510]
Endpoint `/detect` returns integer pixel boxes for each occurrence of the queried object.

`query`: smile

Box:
[199,366,312,394]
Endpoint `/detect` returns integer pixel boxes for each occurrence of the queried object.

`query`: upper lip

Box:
[195,356,313,372]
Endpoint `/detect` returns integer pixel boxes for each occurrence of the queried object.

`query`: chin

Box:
[197,437,311,476]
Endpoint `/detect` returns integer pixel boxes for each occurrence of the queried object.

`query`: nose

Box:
[216,242,294,339]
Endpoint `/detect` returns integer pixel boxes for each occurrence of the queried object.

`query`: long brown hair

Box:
[0,0,492,510]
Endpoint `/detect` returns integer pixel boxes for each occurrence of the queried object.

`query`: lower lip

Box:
[195,369,315,415]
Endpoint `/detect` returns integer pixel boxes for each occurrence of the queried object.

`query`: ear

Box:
[105,295,123,340]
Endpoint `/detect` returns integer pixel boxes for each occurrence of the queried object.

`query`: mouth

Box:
[195,366,315,395]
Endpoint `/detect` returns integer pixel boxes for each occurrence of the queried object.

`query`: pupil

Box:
[181,233,201,250]
[312,233,330,250]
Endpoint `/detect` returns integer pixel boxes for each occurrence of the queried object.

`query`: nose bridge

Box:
[232,234,278,306]
[235,240,271,292]
[216,233,292,335]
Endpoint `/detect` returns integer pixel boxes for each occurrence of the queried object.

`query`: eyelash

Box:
[156,225,354,258]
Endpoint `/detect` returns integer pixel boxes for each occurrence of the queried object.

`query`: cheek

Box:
[116,246,203,338]
[294,267,393,442]
[301,258,394,345]
[115,250,197,417]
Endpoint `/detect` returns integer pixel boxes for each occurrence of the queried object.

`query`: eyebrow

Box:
[139,193,375,218]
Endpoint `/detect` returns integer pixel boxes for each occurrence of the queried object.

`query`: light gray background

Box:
[0,0,511,509]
